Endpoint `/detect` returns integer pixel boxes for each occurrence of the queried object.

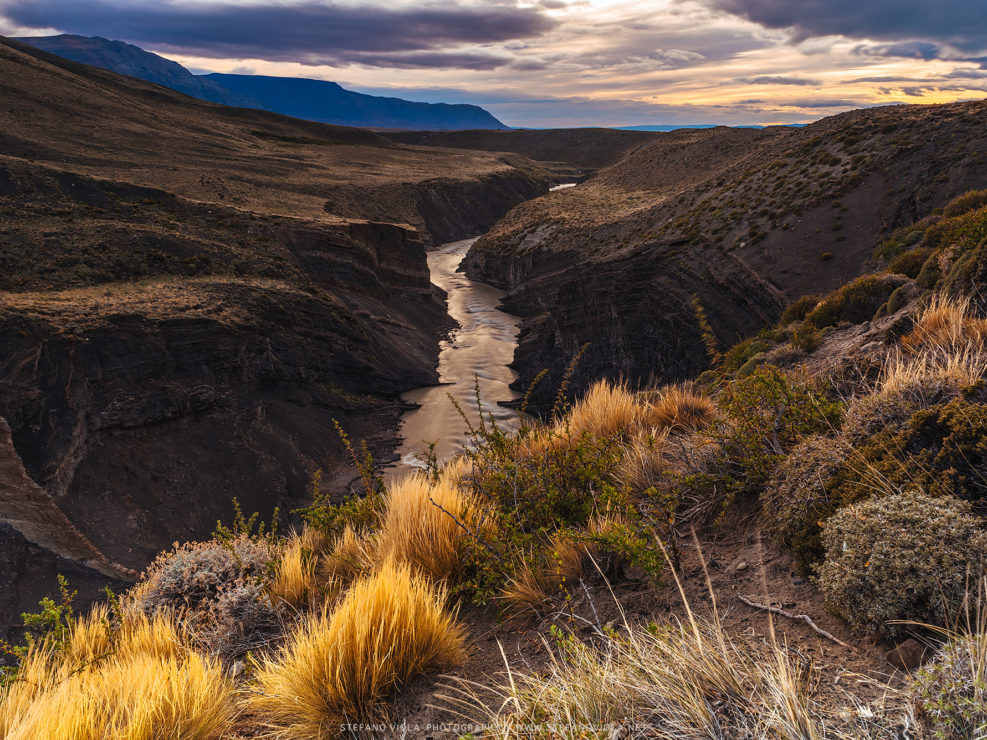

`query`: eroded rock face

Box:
[0,219,446,568]
[467,238,784,410]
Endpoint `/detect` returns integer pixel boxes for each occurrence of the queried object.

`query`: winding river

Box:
[388,238,523,476]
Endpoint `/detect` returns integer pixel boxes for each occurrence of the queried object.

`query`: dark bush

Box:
[761,435,848,574]
[804,274,911,329]
[779,294,820,325]
[888,248,933,279]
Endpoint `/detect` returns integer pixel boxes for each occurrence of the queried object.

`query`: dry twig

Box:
[738,595,854,649]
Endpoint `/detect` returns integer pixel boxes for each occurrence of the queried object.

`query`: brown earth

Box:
[385,128,660,176]
[463,103,987,409]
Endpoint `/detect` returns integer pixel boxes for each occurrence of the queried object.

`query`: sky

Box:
[2,0,987,128]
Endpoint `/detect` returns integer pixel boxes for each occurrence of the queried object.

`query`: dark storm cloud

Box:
[736,75,820,86]
[854,41,943,61]
[0,0,555,68]
[699,0,987,54]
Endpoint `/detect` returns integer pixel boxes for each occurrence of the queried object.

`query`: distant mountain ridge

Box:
[14,34,509,130]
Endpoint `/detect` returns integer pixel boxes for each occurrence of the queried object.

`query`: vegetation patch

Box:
[818,491,987,638]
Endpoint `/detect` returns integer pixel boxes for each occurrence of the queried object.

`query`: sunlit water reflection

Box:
[388,238,522,478]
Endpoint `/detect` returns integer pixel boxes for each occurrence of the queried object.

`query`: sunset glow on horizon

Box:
[3,0,986,128]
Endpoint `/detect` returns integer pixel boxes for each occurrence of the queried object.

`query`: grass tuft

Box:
[251,559,464,737]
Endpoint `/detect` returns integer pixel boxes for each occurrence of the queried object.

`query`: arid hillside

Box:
[0,35,553,627]
[463,103,987,407]
[386,127,659,174]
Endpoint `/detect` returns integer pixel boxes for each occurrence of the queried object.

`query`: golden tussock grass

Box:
[62,605,181,673]
[564,379,644,439]
[880,343,986,394]
[269,532,320,607]
[648,384,717,432]
[250,559,464,738]
[517,380,664,459]
[1,613,233,740]
[320,525,376,584]
[617,428,671,496]
[375,473,476,583]
[903,293,987,353]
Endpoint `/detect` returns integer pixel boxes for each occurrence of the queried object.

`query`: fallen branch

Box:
[738,595,854,649]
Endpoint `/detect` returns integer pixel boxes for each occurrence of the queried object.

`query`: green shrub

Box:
[791,322,823,352]
[885,282,917,314]
[804,274,911,329]
[718,365,842,488]
[458,420,662,602]
[836,398,987,508]
[761,436,848,575]
[911,632,987,738]
[818,491,987,638]
[720,337,771,374]
[888,248,933,279]
[841,380,963,443]
[779,294,820,325]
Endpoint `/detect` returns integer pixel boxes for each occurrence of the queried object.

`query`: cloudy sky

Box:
[2,0,987,128]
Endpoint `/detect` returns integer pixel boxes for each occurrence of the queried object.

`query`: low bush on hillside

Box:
[761,435,849,574]
[717,364,841,487]
[818,491,987,638]
[132,536,281,659]
[803,273,910,329]
[912,630,987,738]
[779,294,820,325]
[829,398,987,512]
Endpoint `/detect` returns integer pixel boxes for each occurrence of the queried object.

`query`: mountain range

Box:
[14,34,509,130]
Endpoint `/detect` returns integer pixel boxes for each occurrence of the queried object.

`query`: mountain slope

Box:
[204,73,508,130]
[15,34,508,130]
[464,103,987,408]
[11,33,258,106]
[0,34,548,629]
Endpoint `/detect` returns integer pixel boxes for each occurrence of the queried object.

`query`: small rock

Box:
[734,560,749,572]
[793,578,806,585]
[886,639,927,671]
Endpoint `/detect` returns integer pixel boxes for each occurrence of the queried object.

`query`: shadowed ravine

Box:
[389,238,523,476]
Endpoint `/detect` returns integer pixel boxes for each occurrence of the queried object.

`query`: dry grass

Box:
[442,615,840,739]
[903,293,987,353]
[0,613,233,740]
[648,384,717,432]
[375,473,476,583]
[617,428,671,496]
[269,532,320,608]
[319,525,376,584]
[251,560,464,738]
[879,343,986,393]
[443,555,854,739]
[565,380,645,438]
[62,605,181,672]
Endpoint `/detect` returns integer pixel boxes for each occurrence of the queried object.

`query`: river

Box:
[387,238,523,477]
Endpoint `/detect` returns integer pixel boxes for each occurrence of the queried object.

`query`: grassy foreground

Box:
[5,197,987,738]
